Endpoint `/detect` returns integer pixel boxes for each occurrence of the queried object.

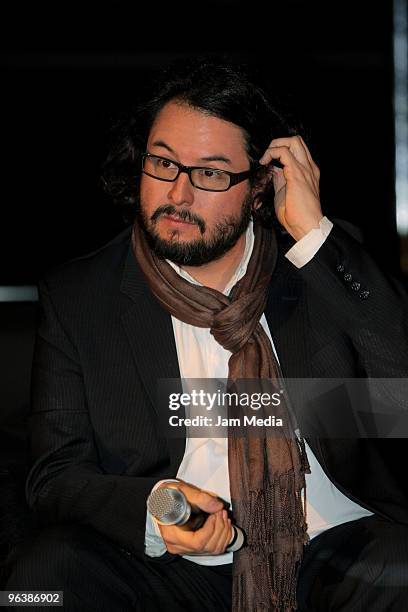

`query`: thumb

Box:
[178,483,224,513]
[198,492,224,513]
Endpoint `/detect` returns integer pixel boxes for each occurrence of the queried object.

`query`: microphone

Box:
[147,486,245,553]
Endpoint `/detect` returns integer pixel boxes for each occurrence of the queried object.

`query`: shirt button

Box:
[351,281,361,291]
[344,273,352,282]
[336,264,345,273]
[359,290,370,300]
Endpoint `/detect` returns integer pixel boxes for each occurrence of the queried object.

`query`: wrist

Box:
[286,214,324,241]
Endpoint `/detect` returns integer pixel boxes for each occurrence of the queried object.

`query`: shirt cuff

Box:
[285,217,333,268]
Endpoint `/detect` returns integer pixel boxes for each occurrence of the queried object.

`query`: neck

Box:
[181,233,246,292]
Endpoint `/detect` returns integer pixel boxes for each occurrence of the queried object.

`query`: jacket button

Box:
[336,264,345,273]
[344,273,352,282]
[351,281,361,291]
[359,290,370,300]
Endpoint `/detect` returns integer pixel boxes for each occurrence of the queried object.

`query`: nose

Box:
[167,171,194,206]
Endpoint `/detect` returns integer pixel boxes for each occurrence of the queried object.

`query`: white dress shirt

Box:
[144,218,372,565]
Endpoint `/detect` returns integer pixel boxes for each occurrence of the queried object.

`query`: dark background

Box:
[1,1,407,583]
[0,1,402,284]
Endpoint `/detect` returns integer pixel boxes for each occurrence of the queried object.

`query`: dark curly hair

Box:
[101,57,305,227]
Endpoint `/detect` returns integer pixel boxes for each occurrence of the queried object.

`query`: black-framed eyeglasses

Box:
[141,153,253,192]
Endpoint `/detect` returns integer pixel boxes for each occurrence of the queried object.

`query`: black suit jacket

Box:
[27,222,408,556]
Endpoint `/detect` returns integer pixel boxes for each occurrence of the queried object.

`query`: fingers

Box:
[266,136,310,166]
[261,145,306,180]
[185,510,231,555]
[259,135,306,165]
[160,510,232,556]
[259,135,320,185]
[158,522,202,555]
[204,510,232,555]
[260,144,319,196]
[161,513,216,554]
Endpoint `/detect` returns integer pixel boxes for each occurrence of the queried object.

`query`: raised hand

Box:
[259,135,323,241]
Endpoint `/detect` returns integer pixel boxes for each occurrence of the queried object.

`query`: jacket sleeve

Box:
[296,221,408,409]
[26,278,163,556]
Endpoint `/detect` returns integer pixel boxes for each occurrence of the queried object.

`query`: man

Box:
[5,60,408,611]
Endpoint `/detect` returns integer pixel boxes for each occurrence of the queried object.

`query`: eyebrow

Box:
[150,140,232,166]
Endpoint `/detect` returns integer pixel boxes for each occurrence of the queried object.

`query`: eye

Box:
[199,169,224,178]
[157,158,175,169]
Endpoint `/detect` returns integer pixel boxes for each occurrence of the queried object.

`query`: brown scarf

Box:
[132,218,310,611]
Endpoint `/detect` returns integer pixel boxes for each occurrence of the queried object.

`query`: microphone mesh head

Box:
[147,487,189,525]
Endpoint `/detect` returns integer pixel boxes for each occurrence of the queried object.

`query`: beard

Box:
[137,195,253,266]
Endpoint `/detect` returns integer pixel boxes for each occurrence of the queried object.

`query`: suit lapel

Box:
[265,246,325,460]
[265,247,311,378]
[120,239,186,470]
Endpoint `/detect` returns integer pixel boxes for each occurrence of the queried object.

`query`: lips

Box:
[162,214,196,226]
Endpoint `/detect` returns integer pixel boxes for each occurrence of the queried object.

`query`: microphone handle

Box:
[183,507,209,531]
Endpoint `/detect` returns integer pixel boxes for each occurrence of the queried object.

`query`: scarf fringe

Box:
[234,470,309,550]
[232,472,309,612]
[232,550,303,612]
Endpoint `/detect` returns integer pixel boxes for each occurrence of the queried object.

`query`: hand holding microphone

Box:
[147,482,244,556]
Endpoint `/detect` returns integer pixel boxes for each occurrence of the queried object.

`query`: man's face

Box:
[139,100,254,266]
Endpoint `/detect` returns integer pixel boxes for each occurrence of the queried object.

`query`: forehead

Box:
[147,101,248,164]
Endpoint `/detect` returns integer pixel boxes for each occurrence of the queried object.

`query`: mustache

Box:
[150,205,206,234]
